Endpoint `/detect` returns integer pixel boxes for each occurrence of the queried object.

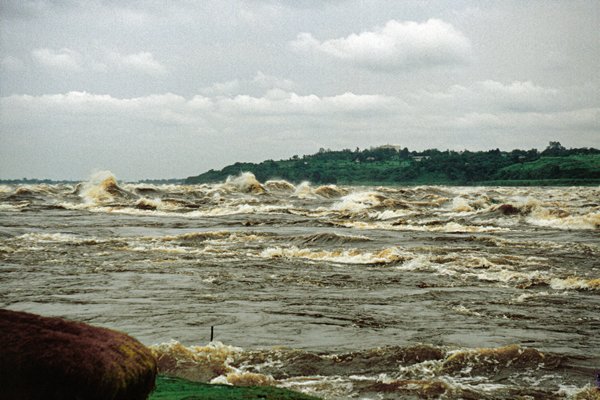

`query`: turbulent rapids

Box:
[1,171,599,399]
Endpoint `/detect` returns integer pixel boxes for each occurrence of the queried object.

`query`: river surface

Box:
[1,171,599,399]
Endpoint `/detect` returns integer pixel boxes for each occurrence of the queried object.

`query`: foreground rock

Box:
[0,309,157,400]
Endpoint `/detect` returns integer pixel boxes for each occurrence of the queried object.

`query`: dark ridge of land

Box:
[186,142,600,186]
[0,178,80,185]
[0,178,185,185]
[136,178,186,185]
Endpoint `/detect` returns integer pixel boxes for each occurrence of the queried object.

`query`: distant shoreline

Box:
[3,143,599,187]
[1,178,598,187]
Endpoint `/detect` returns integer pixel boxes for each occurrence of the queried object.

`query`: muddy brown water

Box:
[1,172,599,399]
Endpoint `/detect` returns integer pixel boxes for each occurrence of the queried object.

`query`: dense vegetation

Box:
[186,142,600,186]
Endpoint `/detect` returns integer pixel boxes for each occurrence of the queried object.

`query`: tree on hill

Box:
[542,141,567,156]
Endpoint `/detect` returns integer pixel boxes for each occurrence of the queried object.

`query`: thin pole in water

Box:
[210,326,214,342]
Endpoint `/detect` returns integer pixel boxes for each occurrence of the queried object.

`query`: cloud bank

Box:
[2,80,595,130]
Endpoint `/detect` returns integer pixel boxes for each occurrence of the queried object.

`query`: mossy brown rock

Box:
[0,309,157,400]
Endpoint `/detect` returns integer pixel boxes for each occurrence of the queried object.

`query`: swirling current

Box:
[1,171,599,399]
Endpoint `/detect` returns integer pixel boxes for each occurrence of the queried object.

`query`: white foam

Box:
[224,172,265,194]
[331,191,383,212]
[451,197,474,212]
[78,170,121,204]
[293,181,314,199]
[526,211,600,230]
[0,203,28,212]
[550,277,600,290]
[259,246,409,265]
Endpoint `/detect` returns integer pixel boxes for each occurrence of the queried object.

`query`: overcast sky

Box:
[1,0,599,180]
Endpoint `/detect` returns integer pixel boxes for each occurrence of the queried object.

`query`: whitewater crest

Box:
[259,245,410,265]
[147,341,589,399]
[224,172,266,194]
[2,170,598,232]
[149,340,274,386]
[78,170,135,204]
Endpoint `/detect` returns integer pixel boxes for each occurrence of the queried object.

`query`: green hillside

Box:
[186,143,600,186]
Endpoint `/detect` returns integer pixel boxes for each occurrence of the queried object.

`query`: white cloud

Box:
[200,72,296,96]
[0,89,400,124]
[200,79,241,96]
[0,91,189,125]
[215,90,399,115]
[290,19,472,70]
[252,71,296,91]
[31,48,82,70]
[107,51,167,75]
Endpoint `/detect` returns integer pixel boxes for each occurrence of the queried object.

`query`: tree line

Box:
[186,142,600,186]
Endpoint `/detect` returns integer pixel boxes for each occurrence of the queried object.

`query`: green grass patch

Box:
[474,178,600,186]
[496,155,600,180]
[150,376,320,400]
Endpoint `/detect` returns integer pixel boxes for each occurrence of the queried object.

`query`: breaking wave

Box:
[148,341,585,399]
[295,232,371,245]
[76,170,137,204]
[224,172,265,194]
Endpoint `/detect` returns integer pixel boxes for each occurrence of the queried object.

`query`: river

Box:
[1,171,599,399]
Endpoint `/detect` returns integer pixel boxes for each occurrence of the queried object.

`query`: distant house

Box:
[410,156,430,162]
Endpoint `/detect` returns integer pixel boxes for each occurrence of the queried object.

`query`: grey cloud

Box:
[32,48,82,70]
[243,0,348,10]
[29,47,167,75]
[413,80,595,114]
[1,55,25,71]
[0,0,75,19]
